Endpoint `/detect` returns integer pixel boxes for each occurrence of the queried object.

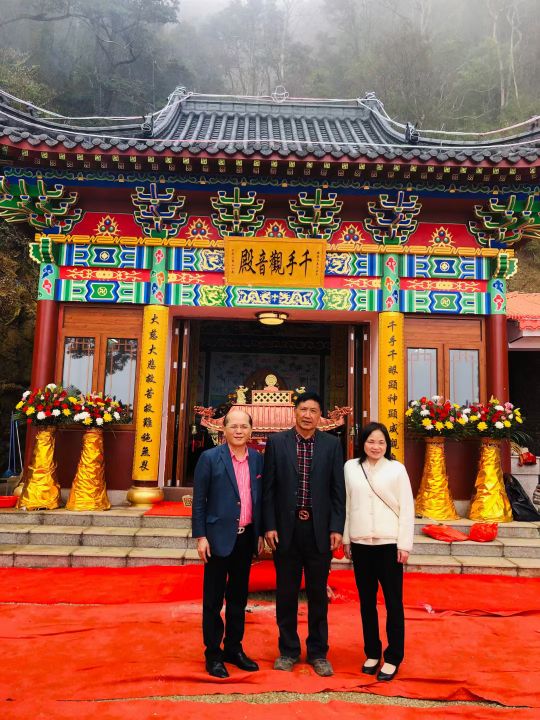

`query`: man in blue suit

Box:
[192,408,264,679]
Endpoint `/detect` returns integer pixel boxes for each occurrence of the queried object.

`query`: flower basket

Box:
[14,384,76,511]
[66,394,131,511]
[406,397,463,520]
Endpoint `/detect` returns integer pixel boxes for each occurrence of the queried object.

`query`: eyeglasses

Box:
[226,424,251,431]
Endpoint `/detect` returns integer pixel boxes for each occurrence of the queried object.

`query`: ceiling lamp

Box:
[256,311,289,326]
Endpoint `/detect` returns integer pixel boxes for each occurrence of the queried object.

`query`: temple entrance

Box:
[165,319,369,487]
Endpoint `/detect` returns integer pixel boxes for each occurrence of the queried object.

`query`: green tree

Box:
[0,223,38,473]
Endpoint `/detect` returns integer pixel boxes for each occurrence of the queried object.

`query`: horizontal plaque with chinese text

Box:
[225,237,326,288]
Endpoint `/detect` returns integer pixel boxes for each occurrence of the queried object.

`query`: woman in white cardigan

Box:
[343,422,414,682]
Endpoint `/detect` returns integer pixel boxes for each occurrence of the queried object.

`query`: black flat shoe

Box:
[377,664,399,682]
[206,660,229,678]
[223,650,259,672]
[362,659,381,675]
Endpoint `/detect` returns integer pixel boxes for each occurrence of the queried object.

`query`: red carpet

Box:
[0,568,539,712]
[143,501,192,516]
[0,565,538,615]
[3,701,539,720]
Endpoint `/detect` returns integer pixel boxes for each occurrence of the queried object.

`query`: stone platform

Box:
[0,508,539,576]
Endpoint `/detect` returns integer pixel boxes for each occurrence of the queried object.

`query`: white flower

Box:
[52,409,61,417]
[113,412,120,420]
[494,405,504,411]
[431,395,441,402]
[495,421,504,429]
[508,413,513,419]
[23,390,31,398]
[461,416,469,423]
[95,417,104,426]
[37,411,46,420]
[46,383,57,390]
[462,407,471,414]
[420,409,430,416]
[410,401,419,407]
[424,423,434,430]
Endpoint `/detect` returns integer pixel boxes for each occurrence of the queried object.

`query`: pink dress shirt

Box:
[230,449,253,527]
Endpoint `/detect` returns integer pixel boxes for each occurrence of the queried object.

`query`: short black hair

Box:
[223,409,253,427]
[294,391,323,411]
[358,422,393,463]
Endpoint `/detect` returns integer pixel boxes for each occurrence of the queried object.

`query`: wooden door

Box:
[347,324,370,459]
[164,319,191,486]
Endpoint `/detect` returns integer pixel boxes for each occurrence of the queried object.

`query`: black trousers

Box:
[274,517,332,660]
[351,543,405,666]
[202,525,254,661]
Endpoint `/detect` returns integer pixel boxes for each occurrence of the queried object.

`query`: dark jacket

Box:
[192,443,264,557]
[263,428,345,554]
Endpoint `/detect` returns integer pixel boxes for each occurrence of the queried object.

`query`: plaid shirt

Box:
[296,432,314,509]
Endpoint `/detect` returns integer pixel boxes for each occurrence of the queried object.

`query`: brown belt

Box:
[297,508,312,520]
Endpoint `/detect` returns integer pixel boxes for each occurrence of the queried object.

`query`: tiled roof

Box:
[1,88,539,163]
[507,292,540,329]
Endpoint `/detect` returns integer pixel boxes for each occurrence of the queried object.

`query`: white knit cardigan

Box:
[343,456,415,552]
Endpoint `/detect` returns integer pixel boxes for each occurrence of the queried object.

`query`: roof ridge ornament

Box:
[271,86,289,104]
[405,122,419,144]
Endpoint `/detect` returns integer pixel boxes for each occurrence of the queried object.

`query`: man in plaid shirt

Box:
[263,391,345,677]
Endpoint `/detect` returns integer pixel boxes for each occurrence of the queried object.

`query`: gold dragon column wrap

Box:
[127,304,169,506]
[66,429,111,511]
[415,436,460,520]
[17,427,62,511]
[469,438,513,522]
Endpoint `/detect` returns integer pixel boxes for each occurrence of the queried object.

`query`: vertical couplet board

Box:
[378,312,405,463]
[132,305,169,483]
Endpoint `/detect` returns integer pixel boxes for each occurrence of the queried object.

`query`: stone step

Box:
[0,509,192,530]
[333,553,540,577]
[0,544,200,568]
[1,543,537,576]
[0,524,197,550]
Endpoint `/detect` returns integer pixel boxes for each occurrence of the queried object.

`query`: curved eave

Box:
[1,134,538,170]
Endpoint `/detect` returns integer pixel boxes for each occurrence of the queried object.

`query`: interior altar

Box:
[194,374,352,450]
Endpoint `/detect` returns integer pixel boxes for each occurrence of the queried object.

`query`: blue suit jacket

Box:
[192,444,264,557]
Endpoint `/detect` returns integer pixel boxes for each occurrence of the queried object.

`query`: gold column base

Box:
[469,438,512,522]
[66,429,111,511]
[126,483,164,507]
[17,427,62,511]
[415,436,460,521]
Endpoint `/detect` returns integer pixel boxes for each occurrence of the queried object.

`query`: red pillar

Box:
[30,300,60,388]
[23,300,60,469]
[486,314,509,401]
[486,314,510,472]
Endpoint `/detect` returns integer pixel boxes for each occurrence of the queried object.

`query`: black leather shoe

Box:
[223,650,259,672]
[362,659,381,675]
[206,660,229,678]
[377,664,399,682]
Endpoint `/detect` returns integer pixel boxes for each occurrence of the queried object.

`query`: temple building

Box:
[1,87,539,507]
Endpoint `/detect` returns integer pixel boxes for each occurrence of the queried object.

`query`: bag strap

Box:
[360,462,399,518]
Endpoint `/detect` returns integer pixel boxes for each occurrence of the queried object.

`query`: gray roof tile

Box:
[0,89,538,165]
